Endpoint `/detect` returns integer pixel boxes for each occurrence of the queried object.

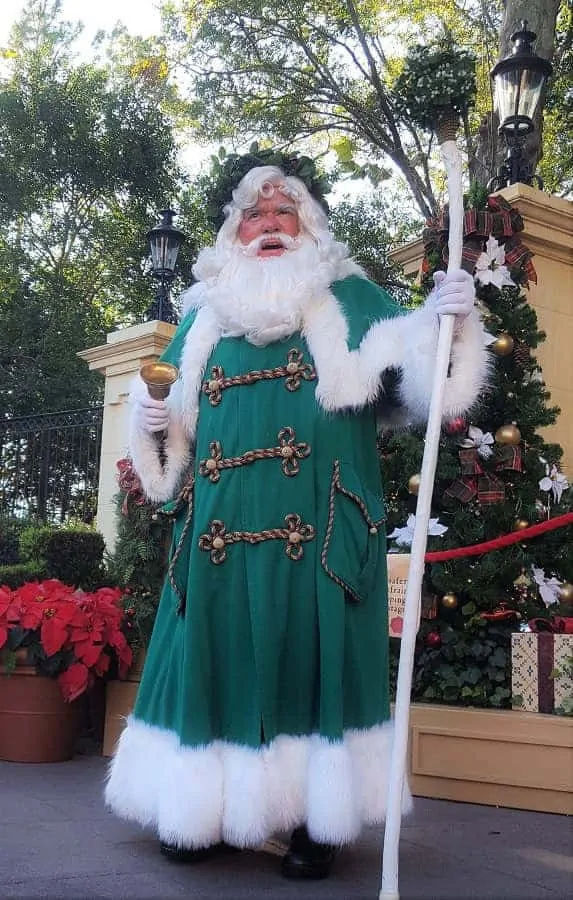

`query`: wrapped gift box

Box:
[511,632,573,714]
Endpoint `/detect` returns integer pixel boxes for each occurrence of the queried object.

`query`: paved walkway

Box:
[1,751,572,899]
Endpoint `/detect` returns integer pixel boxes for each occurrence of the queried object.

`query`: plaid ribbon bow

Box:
[445,444,523,505]
[423,195,537,285]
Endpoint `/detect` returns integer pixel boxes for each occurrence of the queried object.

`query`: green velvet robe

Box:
[105,274,486,849]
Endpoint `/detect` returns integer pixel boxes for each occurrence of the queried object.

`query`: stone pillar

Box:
[390,185,573,472]
[78,321,176,553]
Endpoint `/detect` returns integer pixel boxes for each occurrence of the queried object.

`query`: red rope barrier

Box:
[424,512,573,562]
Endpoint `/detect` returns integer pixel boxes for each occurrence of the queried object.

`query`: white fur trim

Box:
[303,293,407,410]
[128,376,190,504]
[105,717,412,848]
[396,307,491,421]
[303,291,489,417]
[175,305,222,438]
[128,306,221,503]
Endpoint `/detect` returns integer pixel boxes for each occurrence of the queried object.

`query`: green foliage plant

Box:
[43,529,106,590]
[18,523,105,590]
[0,561,45,590]
[106,458,172,649]
[392,33,477,133]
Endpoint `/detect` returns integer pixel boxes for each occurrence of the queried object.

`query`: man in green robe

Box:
[105,161,487,879]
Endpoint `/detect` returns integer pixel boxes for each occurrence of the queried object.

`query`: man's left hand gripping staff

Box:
[429,269,476,323]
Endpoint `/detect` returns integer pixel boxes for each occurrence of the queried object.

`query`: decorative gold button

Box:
[208,379,220,391]
[369,526,378,535]
[206,459,218,471]
[286,362,299,375]
[212,536,225,550]
[281,446,294,458]
[288,531,302,544]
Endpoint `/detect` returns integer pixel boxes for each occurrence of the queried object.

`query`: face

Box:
[237,188,300,257]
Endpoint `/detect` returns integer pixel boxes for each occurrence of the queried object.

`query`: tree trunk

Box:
[474,0,561,187]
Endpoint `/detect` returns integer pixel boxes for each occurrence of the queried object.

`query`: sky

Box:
[0,1,163,53]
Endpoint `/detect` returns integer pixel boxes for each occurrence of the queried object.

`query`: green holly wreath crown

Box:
[204,144,332,232]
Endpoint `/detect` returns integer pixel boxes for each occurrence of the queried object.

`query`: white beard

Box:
[192,236,342,346]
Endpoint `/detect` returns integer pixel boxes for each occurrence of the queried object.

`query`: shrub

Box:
[44,530,106,590]
[19,524,55,565]
[0,561,46,589]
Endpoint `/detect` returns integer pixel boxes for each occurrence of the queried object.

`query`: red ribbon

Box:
[425,512,573,562]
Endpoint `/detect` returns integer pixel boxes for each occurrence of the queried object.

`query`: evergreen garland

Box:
[106,459,171,649]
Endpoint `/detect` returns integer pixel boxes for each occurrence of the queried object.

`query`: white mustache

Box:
[242,232,300,257]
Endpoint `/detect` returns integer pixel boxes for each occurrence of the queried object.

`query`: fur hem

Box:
[105,717,412,848]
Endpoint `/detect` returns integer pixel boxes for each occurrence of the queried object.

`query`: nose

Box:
[261,212,280,231]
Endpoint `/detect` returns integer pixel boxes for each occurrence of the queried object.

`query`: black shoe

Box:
[159,841,215,864]
[281,826,337,880]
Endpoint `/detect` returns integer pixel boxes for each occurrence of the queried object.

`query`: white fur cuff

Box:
[128,375,191,503]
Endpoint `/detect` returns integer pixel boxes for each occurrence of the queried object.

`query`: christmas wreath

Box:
[204,143,332,231]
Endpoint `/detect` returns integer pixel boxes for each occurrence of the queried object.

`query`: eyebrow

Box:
[243,202,297,216]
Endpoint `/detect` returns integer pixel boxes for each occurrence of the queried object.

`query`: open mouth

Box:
[259,238,285,252]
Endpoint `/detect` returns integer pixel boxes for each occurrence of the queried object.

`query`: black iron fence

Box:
[0,407,103,531]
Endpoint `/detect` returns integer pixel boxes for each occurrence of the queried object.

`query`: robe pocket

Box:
[321,459,385,604]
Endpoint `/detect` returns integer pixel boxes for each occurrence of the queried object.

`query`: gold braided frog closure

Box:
[198,426,311,483]
[201,348,316,406]
[198,514,316,565]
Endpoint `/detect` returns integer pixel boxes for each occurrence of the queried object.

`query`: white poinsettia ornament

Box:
[388,514,448,549]
[474,236,516,289]
[539,463,569,503]
[460,425,494,459]
[531,566,562,607]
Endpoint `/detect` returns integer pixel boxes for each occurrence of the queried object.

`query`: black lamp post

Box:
[488,22,553,191]
[145,209,186,324]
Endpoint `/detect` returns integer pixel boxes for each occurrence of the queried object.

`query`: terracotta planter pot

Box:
[127,648,147,682]
[0,667,86,763]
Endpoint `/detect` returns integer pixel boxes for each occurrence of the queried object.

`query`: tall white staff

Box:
[379,39,475,900]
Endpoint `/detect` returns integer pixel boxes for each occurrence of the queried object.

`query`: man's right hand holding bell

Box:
[135,395,169,434]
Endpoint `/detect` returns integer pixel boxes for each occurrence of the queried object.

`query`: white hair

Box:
[216,165,332,252]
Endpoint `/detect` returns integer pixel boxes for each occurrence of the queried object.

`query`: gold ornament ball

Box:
[491,332,514,356]
[513,519,530,531]
[441,593,459,610]
[408,473,421,495]
[495,423,521,445]
[558,582,573,604]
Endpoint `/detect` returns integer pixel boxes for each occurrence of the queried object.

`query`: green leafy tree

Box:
[153,0,567,220]
[0,0,184,419]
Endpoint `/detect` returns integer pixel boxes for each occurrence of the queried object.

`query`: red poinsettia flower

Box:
[41,602,82,657]
[0,578,134,702]
[58,662,90,702]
